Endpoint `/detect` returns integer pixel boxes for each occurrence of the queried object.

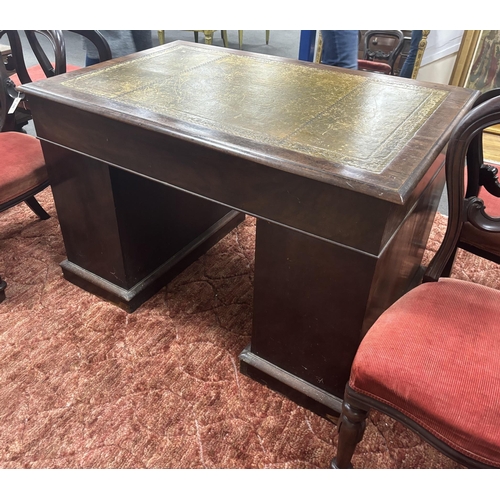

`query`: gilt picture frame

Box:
[450,30,500,134]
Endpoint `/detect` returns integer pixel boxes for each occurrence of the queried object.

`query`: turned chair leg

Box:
[25,196,50,220]
[0,275,6,303]
[331,390,369,469]
[203,31,213,45]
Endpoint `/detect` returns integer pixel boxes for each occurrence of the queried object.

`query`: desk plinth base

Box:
[240,346,342,422]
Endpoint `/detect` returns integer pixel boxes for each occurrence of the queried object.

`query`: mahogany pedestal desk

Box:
[22,42,477,419]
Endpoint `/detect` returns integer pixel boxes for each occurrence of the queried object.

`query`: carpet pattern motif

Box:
[1,189,498,468]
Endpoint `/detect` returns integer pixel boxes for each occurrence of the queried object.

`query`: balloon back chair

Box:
[0,30,111,130]
[358,30,405,75]
[332,91,500,469]
[315,30,405,75]
[442,87,500,274]
[0,42,49,302]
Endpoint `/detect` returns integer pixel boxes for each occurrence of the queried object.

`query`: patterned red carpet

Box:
[1,188,498,468]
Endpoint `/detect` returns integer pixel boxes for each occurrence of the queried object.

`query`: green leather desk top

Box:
[61,43,450,174]
[22,41,478,202]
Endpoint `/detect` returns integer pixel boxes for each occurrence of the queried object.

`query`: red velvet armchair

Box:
[332,92,500,469]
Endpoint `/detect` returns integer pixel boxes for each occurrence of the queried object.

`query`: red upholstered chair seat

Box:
[357,59,392,74]
[0,132,48,205]
[9,63,81,87]
[349,278,500,467]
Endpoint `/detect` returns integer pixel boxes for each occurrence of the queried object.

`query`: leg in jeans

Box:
[399,30,423,78]
[85,55,100,67]
[320,30,359,69]
[131,30,153,52]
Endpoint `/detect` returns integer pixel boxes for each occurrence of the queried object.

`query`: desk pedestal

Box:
[42,142,244,312]
[241,164,445,417]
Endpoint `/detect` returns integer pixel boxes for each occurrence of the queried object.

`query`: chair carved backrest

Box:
[435,89,500,275]
[362,30,405,74]
[425,92,500,282]
[1,30,66,84]
[314,30,407,76]
[0,30,67,131]
[1,30,112,85]
[0,31,111,130]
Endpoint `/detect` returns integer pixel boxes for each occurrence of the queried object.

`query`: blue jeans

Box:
[399,30,423,78]
[85,55,100,67]
[320,30,359,69]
